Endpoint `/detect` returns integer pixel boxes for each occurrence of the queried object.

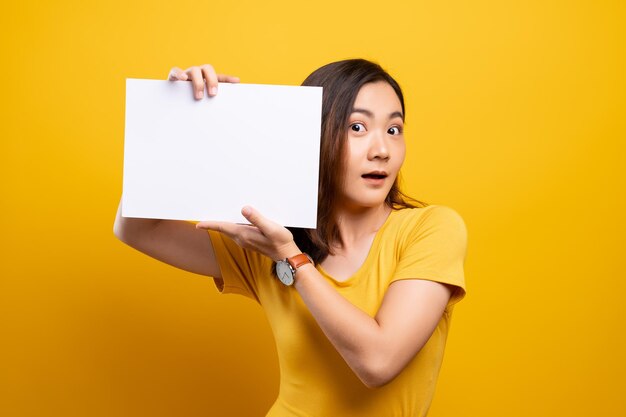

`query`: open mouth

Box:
[362,172,388,180]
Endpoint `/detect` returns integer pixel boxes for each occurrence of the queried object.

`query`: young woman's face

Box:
[338,81,406,211]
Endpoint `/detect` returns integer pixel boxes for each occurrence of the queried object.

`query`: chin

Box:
[342,195,390,211]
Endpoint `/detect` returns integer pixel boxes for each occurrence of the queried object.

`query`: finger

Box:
[186,66,205,99]
[200,64,219,96]
[241,206,275,233]
[196,220,252,235]
[217,74,240,83]
[196,221,266,250]
[196,220,230,232]
[167,67,188,81]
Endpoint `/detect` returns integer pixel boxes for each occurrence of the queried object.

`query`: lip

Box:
[361,170,389,186]
[361,170,388,178]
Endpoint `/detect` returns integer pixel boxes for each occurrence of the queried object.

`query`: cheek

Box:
[395,143,406,168]
[344,139,363,171]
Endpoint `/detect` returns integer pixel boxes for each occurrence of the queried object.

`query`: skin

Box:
[116,64,452,389]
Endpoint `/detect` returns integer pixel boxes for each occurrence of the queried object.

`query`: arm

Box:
[113,198,221,277]
[114,64,240,278]
[293,265,452,388]
[197,206,453,388]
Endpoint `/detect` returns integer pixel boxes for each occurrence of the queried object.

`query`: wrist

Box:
[292,263,315,290]
[276,242,301,261]
[274,250,314,287]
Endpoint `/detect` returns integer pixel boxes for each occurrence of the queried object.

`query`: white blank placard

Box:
[122,79,322,228]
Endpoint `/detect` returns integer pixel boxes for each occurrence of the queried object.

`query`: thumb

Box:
[241,206,272,231]
[168,67,188,81]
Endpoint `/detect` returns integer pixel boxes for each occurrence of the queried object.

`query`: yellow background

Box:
[1,1,624,415]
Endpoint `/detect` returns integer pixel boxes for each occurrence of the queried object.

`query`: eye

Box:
[388,126,402,135]
[350,123,366,132]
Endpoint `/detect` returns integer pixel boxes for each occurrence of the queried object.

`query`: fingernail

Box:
[196,91,203,99]
[210,87,217,96]
[242,206,251,216]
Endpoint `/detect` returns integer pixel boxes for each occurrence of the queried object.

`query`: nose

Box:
[368,130,390,161]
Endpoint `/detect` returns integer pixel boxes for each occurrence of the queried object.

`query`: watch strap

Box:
[287,253,313,270]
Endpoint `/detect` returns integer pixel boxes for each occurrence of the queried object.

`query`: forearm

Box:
[293,264,392,388]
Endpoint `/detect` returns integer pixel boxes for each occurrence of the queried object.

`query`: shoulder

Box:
[381,205,467,254]
[390,205,466,234]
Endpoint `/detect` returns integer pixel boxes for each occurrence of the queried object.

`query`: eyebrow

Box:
[351,108,404,121]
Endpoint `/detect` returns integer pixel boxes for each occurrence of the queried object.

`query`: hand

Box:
[167,64,240,99]
[196,206,300,261]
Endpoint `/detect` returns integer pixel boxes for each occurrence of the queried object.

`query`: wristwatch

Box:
[275,253,313,286]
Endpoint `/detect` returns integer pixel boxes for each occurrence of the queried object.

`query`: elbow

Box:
[113,201,124,241]
[359,370,395,389]
[356,356,400,389]
[113,219,130,244]
[361,376,389,390]
[113,220,123,241]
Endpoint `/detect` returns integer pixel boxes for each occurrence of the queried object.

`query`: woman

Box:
[113,59,467,416]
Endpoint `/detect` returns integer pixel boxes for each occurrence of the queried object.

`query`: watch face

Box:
[276,261,295,286]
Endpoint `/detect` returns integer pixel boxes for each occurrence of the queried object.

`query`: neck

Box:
[333,204,392,250]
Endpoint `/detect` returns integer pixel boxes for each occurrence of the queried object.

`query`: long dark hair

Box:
[287,59,428,265]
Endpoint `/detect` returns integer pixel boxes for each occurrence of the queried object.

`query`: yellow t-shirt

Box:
[208,205,468,417]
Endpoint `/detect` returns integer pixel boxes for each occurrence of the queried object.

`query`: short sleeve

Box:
[207,230,269,303]
[391,206,468,308]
